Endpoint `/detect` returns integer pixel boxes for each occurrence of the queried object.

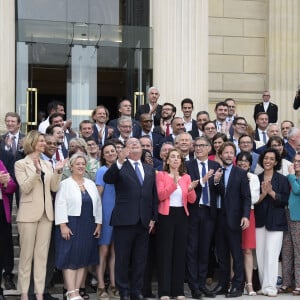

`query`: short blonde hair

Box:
[23,130,44,155]
[68,153,88,169]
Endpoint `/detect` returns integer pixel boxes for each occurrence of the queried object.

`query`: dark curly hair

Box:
[258,148,282,171]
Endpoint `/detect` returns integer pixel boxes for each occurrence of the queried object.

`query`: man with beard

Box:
[212,142,251,298]
[154,103,176,137]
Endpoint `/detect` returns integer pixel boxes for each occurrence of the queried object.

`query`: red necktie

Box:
[166,123,170,137]
[55,149,60,161]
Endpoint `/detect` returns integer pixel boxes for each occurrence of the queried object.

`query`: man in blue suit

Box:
[186,136,222,298]
[212,142,251,298]
[104,138,158,300]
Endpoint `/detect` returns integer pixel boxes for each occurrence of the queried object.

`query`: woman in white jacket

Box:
[55,153,102,300]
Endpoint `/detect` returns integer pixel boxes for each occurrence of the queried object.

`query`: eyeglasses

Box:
[237,159,249,163]
[194,144,209,148]
[204,127,215,131]
[239,141,251,145]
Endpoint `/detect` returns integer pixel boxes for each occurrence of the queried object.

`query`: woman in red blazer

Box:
[156,148,198,300]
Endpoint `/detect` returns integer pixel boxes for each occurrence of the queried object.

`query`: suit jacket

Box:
[219,165,251,230]
[135,104,162,126]
[253,102,278,123]
[92,124,112,147]
[255,172,289,231]
[109,118,141,138]
[103,160,158,227]
[293,96,300,109]
[186,159,221,218]
[287,174,300,221]
[15,156,62,222]
[284,142,296,162]
[0,132,26,156]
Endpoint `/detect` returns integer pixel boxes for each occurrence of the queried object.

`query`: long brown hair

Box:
[163,148,187,176]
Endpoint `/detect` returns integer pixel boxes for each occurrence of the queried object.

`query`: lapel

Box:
[192,159,201,179]
[124,160,143,186]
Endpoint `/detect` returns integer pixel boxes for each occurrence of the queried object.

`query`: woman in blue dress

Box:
[95,142,119,299]
[55,153,102,300]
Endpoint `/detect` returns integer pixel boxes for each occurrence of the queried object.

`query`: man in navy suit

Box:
[181,98,197,133]
[186,136,221,298]
[104,138,158,300]
[212,142,251,297]
[109,99,141,138]
[253,91,278,124]
[189,111,210,139]
[135,87,162,126]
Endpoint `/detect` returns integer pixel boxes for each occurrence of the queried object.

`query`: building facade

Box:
[1,0,300,132]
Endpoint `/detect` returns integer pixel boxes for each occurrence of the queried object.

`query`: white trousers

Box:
[256,226,283,295]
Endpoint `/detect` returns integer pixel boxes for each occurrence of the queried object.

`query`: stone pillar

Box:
[0,0,15,132]
[268,0,300,125]
[151,0,208,113]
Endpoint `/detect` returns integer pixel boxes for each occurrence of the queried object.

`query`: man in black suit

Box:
[253,91,278,123]
[186,136,221,299]
[212,142,251,298]
[135,87,162,126]
[104,138,158,300]
[254,112,269,144]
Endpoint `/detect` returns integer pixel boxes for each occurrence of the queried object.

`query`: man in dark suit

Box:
[0,112,24,293]
[253,91,278,123]
[181,98,197,133]
[90,105,114,147]
[212,142,251,297]
[189,111,210,139]
[104,138,158,300]
[1,112,25,156]
[254,112,269,144]
[186,136,221,299]
[135,87,162,126]
[109,99,141,138]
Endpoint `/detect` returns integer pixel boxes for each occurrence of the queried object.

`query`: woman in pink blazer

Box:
[156,148,198,300]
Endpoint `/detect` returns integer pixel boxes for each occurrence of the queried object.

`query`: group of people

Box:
[0,87,300,300]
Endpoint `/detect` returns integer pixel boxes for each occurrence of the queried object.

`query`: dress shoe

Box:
[225,288,243,298]
[130,294,144,300]
[211,285,227,295]
[143,293,156,298]
[43,293,60,300]
[199,287,216,298]
[191,289,202,299]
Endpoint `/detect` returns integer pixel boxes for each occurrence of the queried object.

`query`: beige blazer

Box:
[15,155,62,222]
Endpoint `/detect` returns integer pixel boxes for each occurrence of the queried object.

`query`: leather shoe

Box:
[44,293,60,300]
[191,289,202,299]
[211,285,227,295]
[199,287,216,298]
[143,293,156,298]
[225,288,242,298]
[121,296,130,300]
[130,294,144,300]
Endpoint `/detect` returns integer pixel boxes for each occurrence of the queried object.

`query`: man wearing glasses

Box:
[186,136,222,298]
[238,134,259,173]
[230,117,248,154]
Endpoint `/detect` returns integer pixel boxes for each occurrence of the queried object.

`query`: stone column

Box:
[151,0,208,113]
[0,0,15,132]
[268,0,300,125]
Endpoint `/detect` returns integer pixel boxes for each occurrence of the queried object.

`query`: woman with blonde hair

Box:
[15,130,65,300]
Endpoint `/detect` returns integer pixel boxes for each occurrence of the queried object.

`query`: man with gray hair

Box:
[115,116,136,144]
[174,132,194,161]
[285,127,300,161]
[135,87,162,126]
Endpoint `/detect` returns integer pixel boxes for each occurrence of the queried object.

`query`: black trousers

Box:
[0,200,11,293]
[156,207,188,297]
[114,223,149,297]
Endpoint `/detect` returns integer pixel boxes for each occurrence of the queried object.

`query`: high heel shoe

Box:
[245,283,256,296]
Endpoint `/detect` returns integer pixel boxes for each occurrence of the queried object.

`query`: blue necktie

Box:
[134,162,143,185]
[262,131,267,144]
[201,162,209,205]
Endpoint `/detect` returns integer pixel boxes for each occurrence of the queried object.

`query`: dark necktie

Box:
[166,123,170,137]
[134,162,143,185]
[11,136,17,155]
[262,131,267,144]
[55,149,60,161]
[201,162,209,205]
